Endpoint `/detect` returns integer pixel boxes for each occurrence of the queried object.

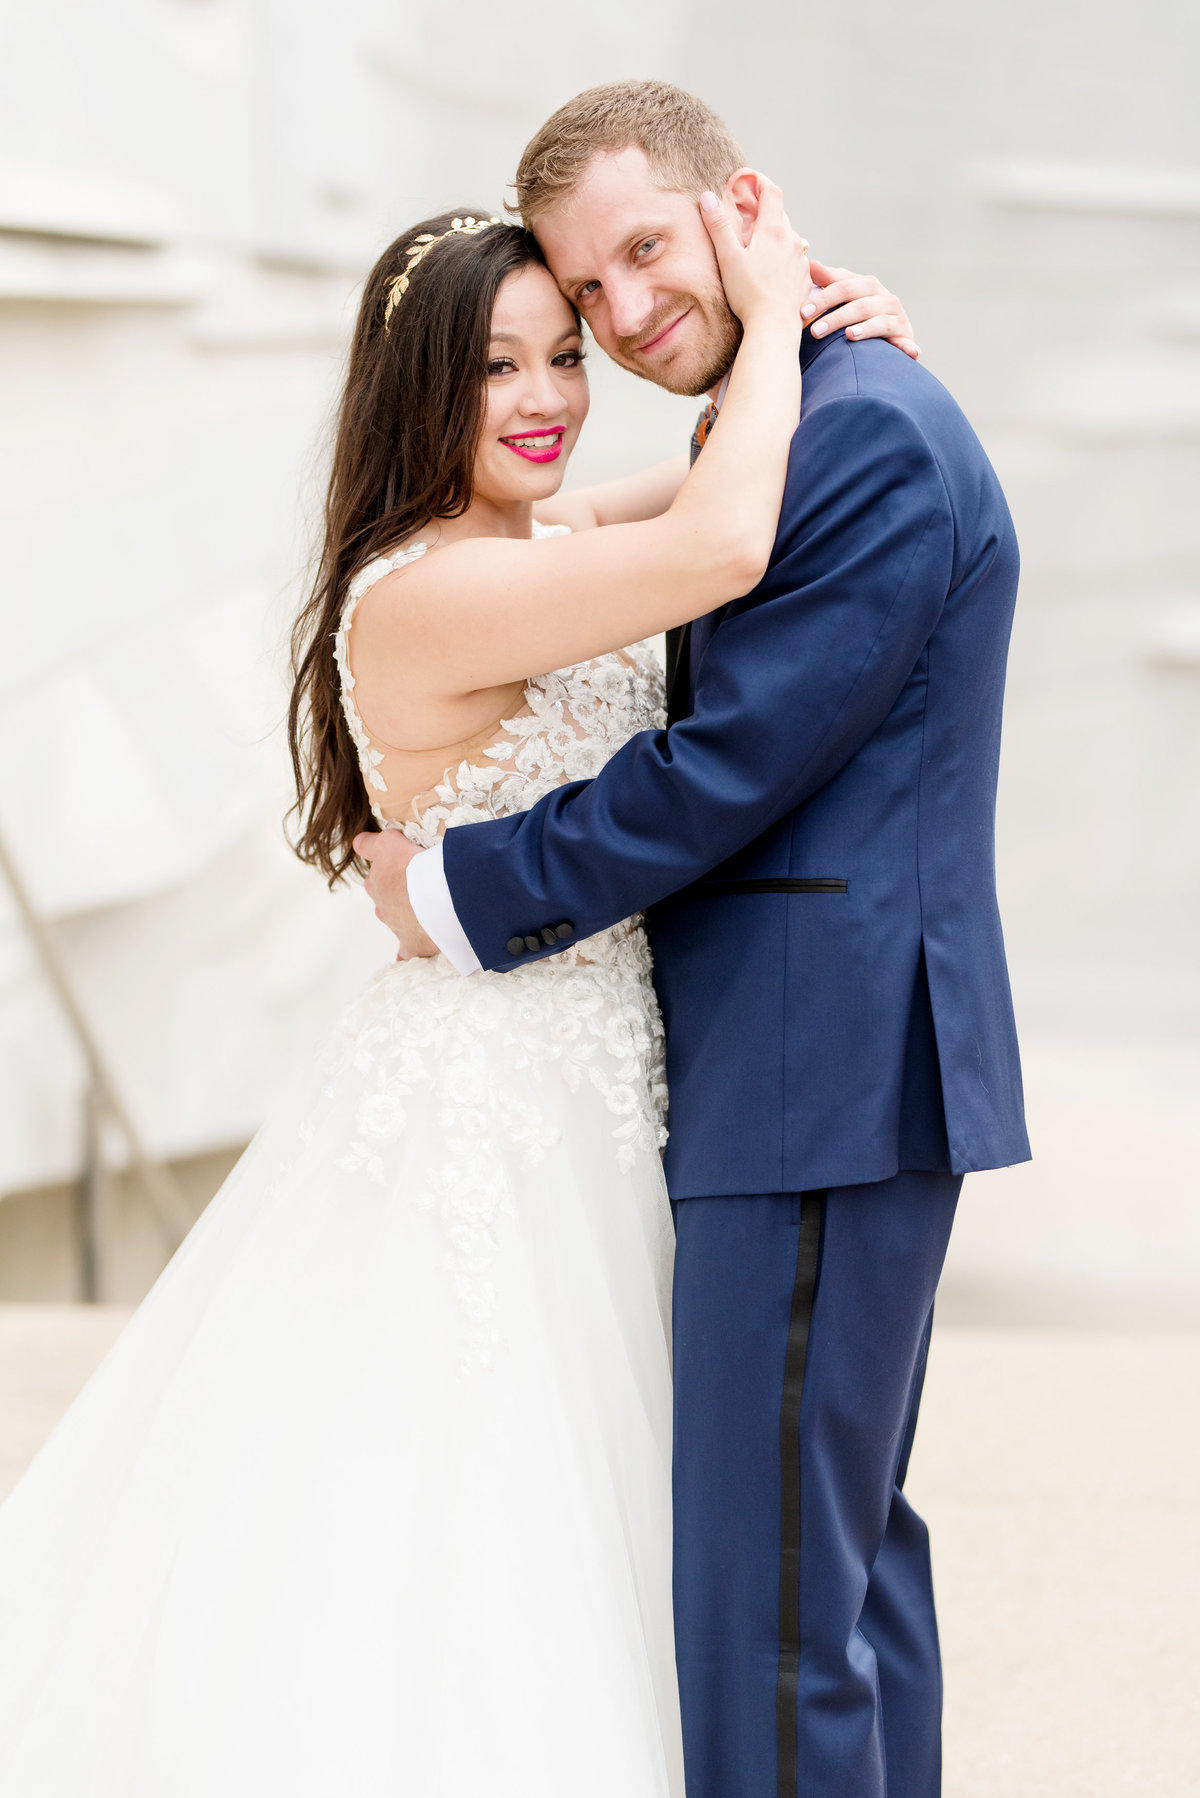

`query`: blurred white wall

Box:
[0,0,1196,1312]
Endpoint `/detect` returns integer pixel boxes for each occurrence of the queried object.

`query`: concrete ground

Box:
[0,1304,1195,1795]
[910,1327,1200,1797]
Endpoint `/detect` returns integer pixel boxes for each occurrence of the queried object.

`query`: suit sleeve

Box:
[441,394,955,971]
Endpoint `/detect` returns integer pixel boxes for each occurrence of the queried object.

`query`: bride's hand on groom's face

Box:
[802,261,920,360]
[699,180,917,360]
[700,174,812,333]
[352,831,439,960]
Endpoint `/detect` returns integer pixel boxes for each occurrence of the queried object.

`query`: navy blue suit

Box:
[442,328,1029,1796]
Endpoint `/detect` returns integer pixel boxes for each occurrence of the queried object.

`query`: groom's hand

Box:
[352,831,439,959]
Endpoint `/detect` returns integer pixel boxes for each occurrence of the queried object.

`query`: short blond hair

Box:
[514,80,745,225]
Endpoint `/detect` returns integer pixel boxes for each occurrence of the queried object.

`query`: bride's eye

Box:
[487,357,517,377]
[551,349,586,368]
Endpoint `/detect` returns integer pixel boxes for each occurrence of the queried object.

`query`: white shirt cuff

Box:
[406,841,482,975]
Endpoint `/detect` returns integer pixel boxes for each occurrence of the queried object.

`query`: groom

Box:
[360,80,1029,1798]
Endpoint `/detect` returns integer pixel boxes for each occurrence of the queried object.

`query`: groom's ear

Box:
[725,168,765,248]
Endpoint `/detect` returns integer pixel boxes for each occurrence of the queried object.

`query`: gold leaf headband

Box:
[383,215,503,330]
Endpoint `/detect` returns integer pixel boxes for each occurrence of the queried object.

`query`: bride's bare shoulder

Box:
[349,531,538,654]
[364,523,575,606]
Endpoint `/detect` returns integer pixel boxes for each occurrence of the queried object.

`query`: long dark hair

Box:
[287,211,548,883]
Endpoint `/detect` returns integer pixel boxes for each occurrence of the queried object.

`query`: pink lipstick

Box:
[500,428,565,464]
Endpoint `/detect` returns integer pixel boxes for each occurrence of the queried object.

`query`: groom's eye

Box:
[577,281,600,301]
[634,237,660,259]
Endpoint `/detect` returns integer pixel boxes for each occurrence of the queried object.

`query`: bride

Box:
[0,188,912,1796]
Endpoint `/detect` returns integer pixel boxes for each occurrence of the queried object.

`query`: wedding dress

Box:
[0,524,683,1796]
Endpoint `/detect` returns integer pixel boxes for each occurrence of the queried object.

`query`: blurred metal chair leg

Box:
[0,826,191,1296]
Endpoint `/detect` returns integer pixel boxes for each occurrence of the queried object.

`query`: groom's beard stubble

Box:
[613,286,743,397]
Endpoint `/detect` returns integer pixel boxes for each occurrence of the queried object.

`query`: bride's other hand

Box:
[699,175,812,330]
[353,830,438,959]
[803,259,920,360]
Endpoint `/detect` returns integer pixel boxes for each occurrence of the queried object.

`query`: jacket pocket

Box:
[693,878,848,895]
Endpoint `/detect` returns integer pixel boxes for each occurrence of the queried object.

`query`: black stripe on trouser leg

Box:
[776,1191,823,1798]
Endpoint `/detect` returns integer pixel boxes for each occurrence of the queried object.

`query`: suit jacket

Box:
[440,327,1030,1197]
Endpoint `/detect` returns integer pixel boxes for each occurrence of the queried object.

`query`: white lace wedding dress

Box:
[0,524,683,1797]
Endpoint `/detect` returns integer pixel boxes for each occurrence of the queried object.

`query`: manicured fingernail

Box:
[700,191,719,212]
[810,320,825,336]
[801,302,816,318]
[846,326,859,338]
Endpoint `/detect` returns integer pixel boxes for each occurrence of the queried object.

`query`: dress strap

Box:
[346,539,430,602]
[335,542,430,806]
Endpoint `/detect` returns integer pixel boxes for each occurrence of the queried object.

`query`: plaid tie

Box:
[689,398,719,465]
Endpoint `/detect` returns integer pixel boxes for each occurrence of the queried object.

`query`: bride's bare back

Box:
[337,525,663,851]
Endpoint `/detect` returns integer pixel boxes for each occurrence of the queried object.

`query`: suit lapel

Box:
[667,338,829,726]
[665,622,692,726]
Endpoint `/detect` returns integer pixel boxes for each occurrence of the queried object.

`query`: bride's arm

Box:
[534,455,690,532]
[367,180,807,693]
[534,265,918,532]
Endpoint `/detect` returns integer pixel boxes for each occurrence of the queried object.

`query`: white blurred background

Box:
[0,0,1196,1325]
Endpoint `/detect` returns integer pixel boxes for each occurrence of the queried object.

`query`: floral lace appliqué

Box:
[331,524,669,1369]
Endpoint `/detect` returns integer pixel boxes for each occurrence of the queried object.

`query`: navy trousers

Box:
[671,1170,961,1798]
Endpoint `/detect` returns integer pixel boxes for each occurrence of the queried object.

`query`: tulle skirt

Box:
[0,937,683,1796]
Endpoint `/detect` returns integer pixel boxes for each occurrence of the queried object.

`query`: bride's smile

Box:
[499,428,565,462]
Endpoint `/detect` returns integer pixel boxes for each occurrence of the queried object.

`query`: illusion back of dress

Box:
[336,520,663,853]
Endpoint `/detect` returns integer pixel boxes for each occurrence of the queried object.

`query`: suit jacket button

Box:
[554,921,574,940]
[523,935,541,953]
[540,927,558,947]
[506,936,526,957]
